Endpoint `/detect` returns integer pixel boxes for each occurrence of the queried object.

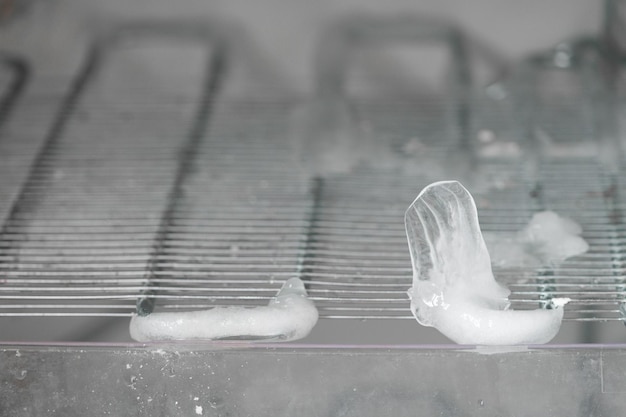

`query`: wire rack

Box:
[1,21,626,325]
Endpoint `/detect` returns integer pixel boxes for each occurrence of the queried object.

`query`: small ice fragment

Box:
[405,181,571,345]
[195,405,203,415]
[485,211,588,267]
[129,278,318,342]
[551,297,571,308]
[521,211,589,263]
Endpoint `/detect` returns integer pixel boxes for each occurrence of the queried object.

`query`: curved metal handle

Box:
[312,15,472,159]
[315,15,471,99]
[0,22,229,318]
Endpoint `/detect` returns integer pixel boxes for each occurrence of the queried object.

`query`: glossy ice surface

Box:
[404,181,585,345]
[129,278,318,342]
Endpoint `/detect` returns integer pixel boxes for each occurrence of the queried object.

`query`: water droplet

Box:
[16,370,27,380]
[478,399,484,407]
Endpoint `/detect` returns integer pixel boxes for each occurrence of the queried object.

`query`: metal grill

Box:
[1,21,626,327]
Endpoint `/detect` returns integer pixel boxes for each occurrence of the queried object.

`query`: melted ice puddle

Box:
[405,181,588,345]
[129,278,318,342]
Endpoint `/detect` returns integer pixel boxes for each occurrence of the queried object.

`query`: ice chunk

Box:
[129,278,318,342]
[415,291,566,345]
[485,211,588,268]
[405,181,572,345]
[521,211,589,262]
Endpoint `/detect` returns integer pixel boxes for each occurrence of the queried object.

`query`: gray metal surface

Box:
[2,344,626,416]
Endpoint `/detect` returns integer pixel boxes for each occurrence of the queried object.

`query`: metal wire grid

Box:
[0,22,227,317]
[1,23,626,323]
[1,98,625,321]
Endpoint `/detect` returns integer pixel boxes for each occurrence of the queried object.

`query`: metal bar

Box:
[603,0,626,60]
[295,177,323,283]
[0,53,29,130]
[135,25,228,316]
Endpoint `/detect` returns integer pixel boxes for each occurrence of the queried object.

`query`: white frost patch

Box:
[129,278,318,342]
[405,181,584,345]
[485,211,588,267]
[551,297,571,308]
